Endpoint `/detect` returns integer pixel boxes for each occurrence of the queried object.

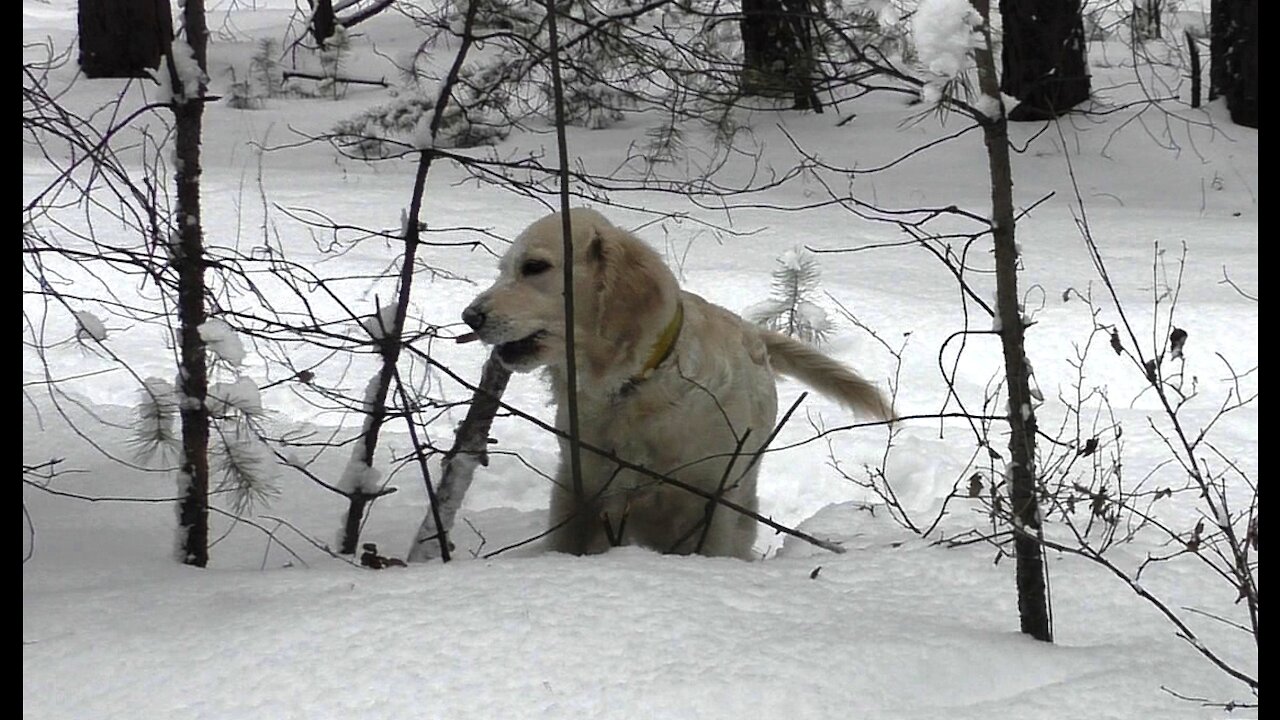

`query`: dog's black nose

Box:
[461,305,486,331]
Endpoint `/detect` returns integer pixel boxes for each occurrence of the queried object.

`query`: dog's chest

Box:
[587,383,691,448]
[579,362,776,472]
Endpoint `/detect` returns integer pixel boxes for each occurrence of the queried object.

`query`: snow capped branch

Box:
[73,310,108,343]
[199,318,246,366]
[912,0,984,105]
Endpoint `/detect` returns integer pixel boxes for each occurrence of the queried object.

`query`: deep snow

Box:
[24,1,1256,718]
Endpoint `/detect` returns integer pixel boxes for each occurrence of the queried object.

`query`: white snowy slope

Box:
[24,0,1255,718]
[21,479,1250,720]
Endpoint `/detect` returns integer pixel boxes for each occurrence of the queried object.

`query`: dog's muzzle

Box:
[458,301,547,367]
[456,303,485,344]
[461,304,486,332]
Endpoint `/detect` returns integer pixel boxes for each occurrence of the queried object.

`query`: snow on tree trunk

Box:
[337,372,396,555]
[77,0,173,78]
[974,0,1054,642]
[999,0,1091,121]
[335,1,483,554]
[408,352,512,562]
[170,0,211,568]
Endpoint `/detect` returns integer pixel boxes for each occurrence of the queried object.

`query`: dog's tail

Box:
[761,330,895,421]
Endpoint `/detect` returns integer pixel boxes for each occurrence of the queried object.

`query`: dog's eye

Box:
[521,259,552,276]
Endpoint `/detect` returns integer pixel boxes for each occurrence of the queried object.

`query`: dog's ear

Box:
[588,226,669,351]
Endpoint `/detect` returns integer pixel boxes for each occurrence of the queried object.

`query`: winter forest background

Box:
[23,0,1256,717]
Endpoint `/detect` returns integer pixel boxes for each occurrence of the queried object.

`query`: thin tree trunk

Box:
[543,0,587,508]
[1132,0,1161,40]
[1186,30,1201,109]
[171,0,210,567]
[337,153,433,556]
[336,0,482,555]
[975,0,1053,642]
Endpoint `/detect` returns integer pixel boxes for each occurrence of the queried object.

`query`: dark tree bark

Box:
[1209,0,1257,127]
[1132,0,1162,40]
[1000,0,1091,121]
[975,0,1054,643]
[170,0,210,567]
[1186,30,1202,109]
[311,0,336,48]
[740,0,822,111]
[1208,0,1227,100]
[77,0,173,78]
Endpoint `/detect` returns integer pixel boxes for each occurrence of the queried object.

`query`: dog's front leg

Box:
[546,461,624,555]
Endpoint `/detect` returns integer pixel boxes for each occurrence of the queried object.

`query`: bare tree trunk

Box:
[1225,0,1257,127]
[1000,0,1091,121]
[1186,30,1202,109]
[336,153,433,556]
[170,0,210,567]
[1209,0,1257,127]
[543,0,588,510]
[975,0,1053,642]
[740,0,821,110]
[1208,0,1228,100]
[311,0,336,48]
[78,0,173,78]
[336,0,482,555]
[1132,0,1162,40]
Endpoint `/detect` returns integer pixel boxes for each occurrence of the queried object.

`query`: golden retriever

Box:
[461,208,892,559]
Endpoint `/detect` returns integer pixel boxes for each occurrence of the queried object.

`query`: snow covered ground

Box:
[24,1,1256,718]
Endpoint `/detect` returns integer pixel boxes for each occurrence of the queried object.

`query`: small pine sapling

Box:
[331,64,511,158]
[225,68,263,109]
[226,39,284,110]
[746,247,832,344]
[318,25,351,99]
[249,37,284,98]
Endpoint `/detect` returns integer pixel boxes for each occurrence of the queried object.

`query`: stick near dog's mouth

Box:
[456,330,547,365]
[495,331,547,364]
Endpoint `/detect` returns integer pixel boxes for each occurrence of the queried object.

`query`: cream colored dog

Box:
[461,208,892,559]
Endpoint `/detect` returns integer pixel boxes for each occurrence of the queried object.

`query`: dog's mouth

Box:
[491,330,547,363]
[496,331,548,365]
[458,329,549,366]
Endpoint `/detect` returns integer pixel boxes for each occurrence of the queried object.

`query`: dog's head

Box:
[461,208,680,378]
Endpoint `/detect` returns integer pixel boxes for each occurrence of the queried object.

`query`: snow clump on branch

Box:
[911,0,984,105]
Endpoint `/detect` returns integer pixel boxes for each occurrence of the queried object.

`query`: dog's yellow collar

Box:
[635,302,684,381]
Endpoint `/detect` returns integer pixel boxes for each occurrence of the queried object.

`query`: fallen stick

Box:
[407,350,511,562]
[283,70,389,88]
